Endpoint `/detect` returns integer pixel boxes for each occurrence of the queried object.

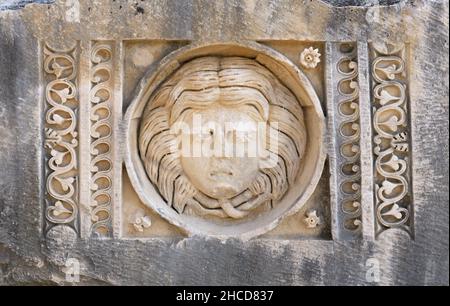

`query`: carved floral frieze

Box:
[43,44,79,234]
[371,43,413,237]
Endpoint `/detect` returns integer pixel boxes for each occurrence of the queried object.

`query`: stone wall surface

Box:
[0,0,448,285]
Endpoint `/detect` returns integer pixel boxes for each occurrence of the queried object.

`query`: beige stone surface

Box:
[0,0,448,285]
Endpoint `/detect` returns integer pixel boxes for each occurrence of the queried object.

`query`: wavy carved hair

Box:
[139,57,306,218]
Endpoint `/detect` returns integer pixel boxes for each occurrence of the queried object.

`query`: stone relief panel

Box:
[124,42,327,239]
[370,43,413,237]
[39,39,414,241]
[1,0,446,286]
[43,43,80,235]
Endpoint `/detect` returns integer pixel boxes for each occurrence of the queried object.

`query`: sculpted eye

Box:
[199,129,214,140]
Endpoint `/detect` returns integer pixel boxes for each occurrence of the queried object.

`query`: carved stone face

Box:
[180,106,261,200]
[138,56,307,219]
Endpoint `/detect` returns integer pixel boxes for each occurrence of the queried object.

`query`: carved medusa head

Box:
[139,56,306,219]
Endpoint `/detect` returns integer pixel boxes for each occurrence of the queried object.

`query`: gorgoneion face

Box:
[178,105,262,200]
[138,56,307,219]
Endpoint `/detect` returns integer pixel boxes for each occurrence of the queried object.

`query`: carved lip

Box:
[209,170,234,178]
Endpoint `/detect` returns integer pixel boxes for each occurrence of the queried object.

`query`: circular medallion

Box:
[125,42,326,239]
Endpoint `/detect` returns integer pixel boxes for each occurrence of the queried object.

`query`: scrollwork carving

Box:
[89,42,114,237]
[371,44,412,236]
[43,44,79,232]
[334,43,362,235]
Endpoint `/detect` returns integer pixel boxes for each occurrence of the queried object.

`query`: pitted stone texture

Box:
[0,0,448,285]
[0,0,53,10]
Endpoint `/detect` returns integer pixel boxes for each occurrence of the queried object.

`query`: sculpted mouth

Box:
[210,170,233,178]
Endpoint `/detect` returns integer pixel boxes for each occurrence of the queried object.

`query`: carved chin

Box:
[202,182,241,200]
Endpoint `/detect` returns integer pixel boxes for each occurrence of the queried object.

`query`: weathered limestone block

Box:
[0,0,448,285]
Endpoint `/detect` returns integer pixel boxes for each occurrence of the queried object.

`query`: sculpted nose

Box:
[211,129,232,159]
[208,157,234,178]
